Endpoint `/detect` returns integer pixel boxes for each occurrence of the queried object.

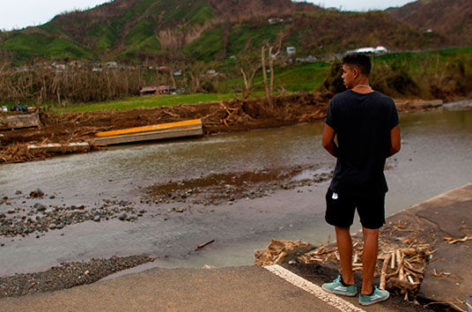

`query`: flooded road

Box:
[1,107,472,276]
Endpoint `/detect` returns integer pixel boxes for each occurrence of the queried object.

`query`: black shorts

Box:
[325,188,385,229]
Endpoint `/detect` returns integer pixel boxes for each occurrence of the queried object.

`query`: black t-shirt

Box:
[325,90,399,196]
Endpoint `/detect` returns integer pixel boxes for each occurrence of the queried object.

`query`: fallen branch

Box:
[195,240,215,251]
[380,253,392,290]
[389,277,419,293]
[444,236,472,245]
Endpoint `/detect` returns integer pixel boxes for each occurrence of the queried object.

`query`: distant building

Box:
[52,63,66,72]
[140,85,176,96]
[156,66,168,72]
[374,46,388,54]
[353,47,376,54]
[207,69,217,77]
[173,71,182,77]
[347,46,388,55]
[105,61,118,69]
[268,17,284,25]
[286,46,296,56]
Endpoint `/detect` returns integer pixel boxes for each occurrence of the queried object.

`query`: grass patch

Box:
[54,93,238,113]
[183,28,223,62]
[89,23,120,52]
[2,33,92,60]
[125,18,158,47]
[271,62,331,92]
[218,62,331,93]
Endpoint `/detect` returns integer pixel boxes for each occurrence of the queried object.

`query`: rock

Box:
[56,224,64,230]
[0,213,6,219]
[175,207,186,213]
[30,188,44,198]
[49,224,56,230]
[15,190,22,195]
[118,213,127,221]
[7,209,15,214]
[202,265,217,269]
[93,215,101,222]
[45,208,55,214]
[34,203,47,212]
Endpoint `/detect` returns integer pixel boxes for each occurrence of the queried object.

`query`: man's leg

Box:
[361,227,379,294]
[335,226,354,285]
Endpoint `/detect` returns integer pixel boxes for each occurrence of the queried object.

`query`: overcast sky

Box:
[0,0,415,31]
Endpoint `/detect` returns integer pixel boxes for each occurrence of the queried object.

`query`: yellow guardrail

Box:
[96,119,202,137]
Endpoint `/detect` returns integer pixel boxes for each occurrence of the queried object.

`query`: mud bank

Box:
[0,93,329,164]
[0,255,154,299]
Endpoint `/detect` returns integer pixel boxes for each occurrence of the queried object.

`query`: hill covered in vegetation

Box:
[388,0,472,45]
[0,0,452,65]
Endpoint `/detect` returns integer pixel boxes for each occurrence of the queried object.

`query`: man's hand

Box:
[388,125,401,157]
[322,123,338,157]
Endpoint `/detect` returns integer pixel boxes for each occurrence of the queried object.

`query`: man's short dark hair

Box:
[342,53,371,76]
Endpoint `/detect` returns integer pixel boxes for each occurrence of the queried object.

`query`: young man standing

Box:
[321,53,401,306]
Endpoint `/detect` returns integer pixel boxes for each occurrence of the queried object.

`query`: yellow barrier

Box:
[96,119,202,137]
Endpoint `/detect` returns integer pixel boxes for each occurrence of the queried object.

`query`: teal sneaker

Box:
[359,286,390,305]
[321,275,357,296]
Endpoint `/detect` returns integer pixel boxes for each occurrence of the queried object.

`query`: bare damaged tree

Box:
[261,44,280,107]
[239,59,259,99]
[188,61,206,93]
[261,46,270,105]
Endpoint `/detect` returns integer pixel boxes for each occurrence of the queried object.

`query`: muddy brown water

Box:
[1,107,472,277]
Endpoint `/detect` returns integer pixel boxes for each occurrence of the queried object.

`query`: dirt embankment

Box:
[0,93,330,164]
[0,91,453,164]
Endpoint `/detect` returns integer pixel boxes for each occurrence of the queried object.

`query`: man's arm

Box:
[322,123,337,157]
[388,124,401,157]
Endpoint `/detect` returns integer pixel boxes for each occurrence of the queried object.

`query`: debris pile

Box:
[377,246,432,300]
[254,239,313,266]
[297,239,434,300]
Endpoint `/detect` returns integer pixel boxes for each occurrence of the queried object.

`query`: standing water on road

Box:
[1,108,471,275]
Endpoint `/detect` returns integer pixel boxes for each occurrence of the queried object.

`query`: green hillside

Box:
[0,0,451,65]
[0,0,470,108]
[2,32,93,60]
